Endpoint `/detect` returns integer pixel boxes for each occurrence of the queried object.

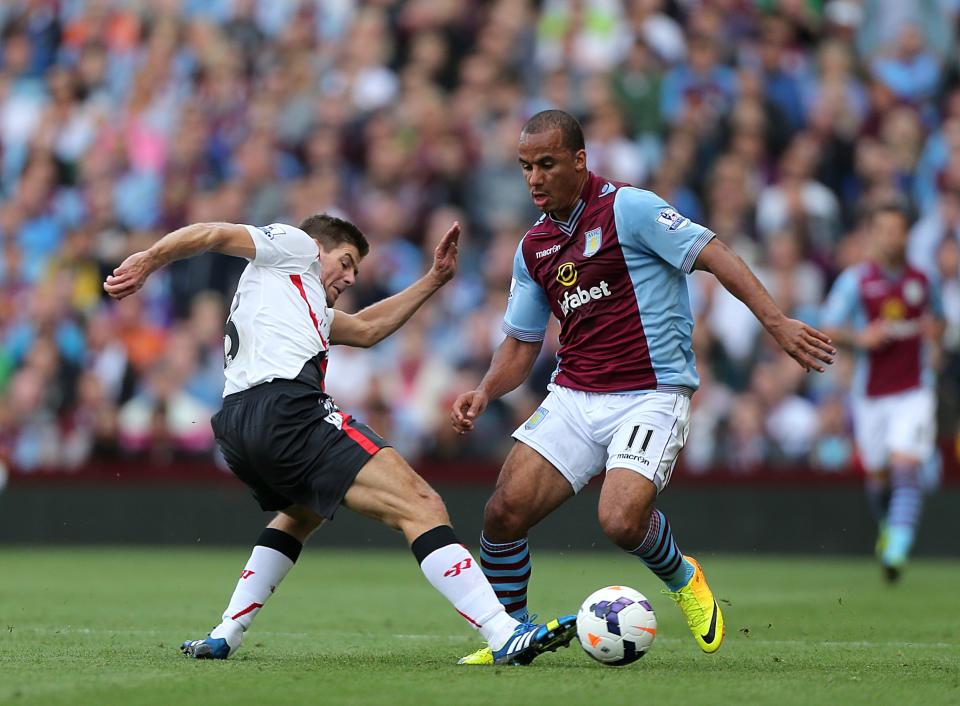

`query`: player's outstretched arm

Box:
[451,335,542,434]
[693,238,836,372]
[103,223,254,300]
[330,222,460,348]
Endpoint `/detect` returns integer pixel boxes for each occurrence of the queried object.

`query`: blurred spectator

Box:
[535,0,631,73]
[626,0,686,67]
[660,33,737,126]
[751,358,819,464]
[716,392,771,471]
[757,132,841,251]
[117,357,214,462]
[856,0,953,62]
[909,187,960,278]
[809,394,854,471]
[610,39,663,140]
[870,24,942,105]
[935,236,960,441]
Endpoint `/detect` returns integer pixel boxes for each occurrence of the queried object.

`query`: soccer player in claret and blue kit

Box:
[104,214,577,665]
[451,110,837,664]
[822,203,945,583]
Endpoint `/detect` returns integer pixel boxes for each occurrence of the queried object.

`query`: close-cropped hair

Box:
[298,214,369,257]
[869,201,913,226]
[521,109,586,153]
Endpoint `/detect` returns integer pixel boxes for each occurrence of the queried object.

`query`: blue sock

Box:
[479,534,531,620]
[883,464,923,565]
[629,509,694,592]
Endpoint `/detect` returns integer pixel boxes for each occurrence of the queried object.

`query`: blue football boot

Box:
[180,620,243,659]
[490,615,578,665]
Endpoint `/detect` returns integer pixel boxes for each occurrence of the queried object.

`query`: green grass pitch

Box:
[2,548,958,706]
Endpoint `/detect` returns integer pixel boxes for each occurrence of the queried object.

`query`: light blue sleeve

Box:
[502,242,550,341]
[821,268,862,328]
[613,187,714,273]
[928,278,945,319]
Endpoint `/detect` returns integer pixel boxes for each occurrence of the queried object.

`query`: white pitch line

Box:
[8,627,958,650]
[652,637,960,650]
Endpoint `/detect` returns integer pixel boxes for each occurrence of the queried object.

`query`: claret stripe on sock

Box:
[480,534,531,620]
[630,510,691,590]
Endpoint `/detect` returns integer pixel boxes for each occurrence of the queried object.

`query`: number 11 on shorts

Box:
[627,425,653,454]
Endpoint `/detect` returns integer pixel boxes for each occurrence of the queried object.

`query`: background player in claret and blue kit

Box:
[822,203,946,583]
[103,214,577,665]
[451,110,836,665]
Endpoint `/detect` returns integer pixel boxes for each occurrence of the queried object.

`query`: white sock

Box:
[213,531,300,634]
[418,539,519,649]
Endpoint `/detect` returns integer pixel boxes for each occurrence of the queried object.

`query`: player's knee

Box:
[416,488,449,526]
[598,504,649,550]
[483,492,531,539]
[389,479,449,529]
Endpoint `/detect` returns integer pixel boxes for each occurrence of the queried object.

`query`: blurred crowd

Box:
[2,0,960,476]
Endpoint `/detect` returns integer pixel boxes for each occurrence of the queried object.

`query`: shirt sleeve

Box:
[821,268,862,328]
[244,223,319,273]
[928,277,945,319]
[502,241,551,341]
[613,187,714,273]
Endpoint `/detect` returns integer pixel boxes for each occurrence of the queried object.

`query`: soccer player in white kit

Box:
[104,214,577,664]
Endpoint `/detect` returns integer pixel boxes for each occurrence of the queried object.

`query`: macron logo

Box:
[559,281,613,316]
[536,244,562,259]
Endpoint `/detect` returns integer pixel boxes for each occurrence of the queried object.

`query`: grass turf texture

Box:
[2,549,958,706]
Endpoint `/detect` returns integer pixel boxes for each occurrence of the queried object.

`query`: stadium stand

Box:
[0,0,957,482]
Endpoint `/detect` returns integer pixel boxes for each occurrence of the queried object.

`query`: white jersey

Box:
[222,223,334,397]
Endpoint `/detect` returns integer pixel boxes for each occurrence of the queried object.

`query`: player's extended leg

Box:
[181,505,325,659]
[343,447,576,665]
[598,470,724,654]
[456,442,575,666]
[480,442,575,620]
[881,452,924,582]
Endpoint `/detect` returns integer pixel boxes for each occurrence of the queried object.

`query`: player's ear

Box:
[574,148,587,171]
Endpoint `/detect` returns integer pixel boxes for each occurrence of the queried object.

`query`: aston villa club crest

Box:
[584,227,602,257]
[903,279,924,306]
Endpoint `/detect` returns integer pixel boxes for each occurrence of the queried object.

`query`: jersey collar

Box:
[548,172,597,236]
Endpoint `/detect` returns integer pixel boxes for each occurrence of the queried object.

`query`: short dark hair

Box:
[870,200,913,226]
[298,214,369,258]
[521,110,585,153]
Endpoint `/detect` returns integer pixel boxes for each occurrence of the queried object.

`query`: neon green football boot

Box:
[664,556,725,653]
[457,645,493,665]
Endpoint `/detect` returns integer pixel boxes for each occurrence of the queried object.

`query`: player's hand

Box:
[429,221,460,286]
[103,250,155,300]
[856,320,892,351]
[451,389,489,434]
[770,317,836,373]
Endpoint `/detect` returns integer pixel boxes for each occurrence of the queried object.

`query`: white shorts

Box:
[852,387,936,473]
[512,384,691,494]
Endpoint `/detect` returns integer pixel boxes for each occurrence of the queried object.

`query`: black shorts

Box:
[211,379,388,520]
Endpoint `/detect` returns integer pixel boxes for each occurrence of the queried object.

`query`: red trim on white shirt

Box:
[288,274,328,349]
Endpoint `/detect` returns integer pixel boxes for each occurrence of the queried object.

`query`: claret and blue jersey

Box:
[822,261,944,398]
[504,172,715,394]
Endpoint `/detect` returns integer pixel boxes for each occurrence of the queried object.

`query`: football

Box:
[576,585,657,665]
